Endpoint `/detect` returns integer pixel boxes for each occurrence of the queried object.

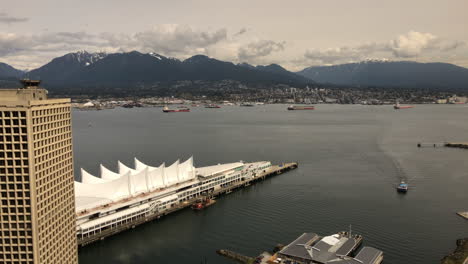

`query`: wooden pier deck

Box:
[77,162,298,247]
[457,211,468,220]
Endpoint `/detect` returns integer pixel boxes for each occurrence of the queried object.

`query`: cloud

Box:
[389,31,436,58]
[0,25,288,69]
[0,12,28,24]
[302,31,466,65]
[0,25,232,69]
[131,24,227,56]
[238,40,285,61]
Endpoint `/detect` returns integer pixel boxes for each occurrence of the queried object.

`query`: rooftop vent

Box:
[20,79,41,89]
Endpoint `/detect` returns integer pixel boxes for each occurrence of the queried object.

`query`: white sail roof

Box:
[147,163,166,189]
[81,168,108,184]
[164,160,180,186]
[76,157,199,212]
[118,161,140,175]
[135,157,159,171]
[100,164,121,180]
[75,171,132,211]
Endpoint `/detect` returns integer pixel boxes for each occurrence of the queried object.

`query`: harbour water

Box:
[74,104,468,264]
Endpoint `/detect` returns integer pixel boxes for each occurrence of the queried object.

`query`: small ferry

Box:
[162,106,190,112]
[205,104,221,108]
[287,105,315,110]
[397,181,408,193]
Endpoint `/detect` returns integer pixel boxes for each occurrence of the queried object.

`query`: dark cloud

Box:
[234,28,248,36]
[0,12,28,24]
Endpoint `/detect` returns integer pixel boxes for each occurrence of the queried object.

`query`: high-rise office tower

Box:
[0,80,77,264]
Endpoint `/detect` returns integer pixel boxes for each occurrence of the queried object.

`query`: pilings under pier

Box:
[216,249,254,264]
[77,162,298,247]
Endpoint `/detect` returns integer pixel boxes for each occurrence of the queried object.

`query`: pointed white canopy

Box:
[118,161,140,175]
[100,164,121,180]
[146,163,165,189]
[178,156,195,182]
[81,168,108,184]
[75,171,132,211]
[76,157,198,212]
[164,160,180,186]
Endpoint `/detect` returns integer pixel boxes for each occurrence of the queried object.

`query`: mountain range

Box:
[297,60,468,90]
[0,62,23,79]
[22,51,312,88]
[1,51,468,91]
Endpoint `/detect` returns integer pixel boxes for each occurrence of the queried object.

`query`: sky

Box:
[1,0,468,71]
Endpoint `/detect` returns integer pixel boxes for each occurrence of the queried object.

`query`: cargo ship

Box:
[397,181,408,193]
[162,106,190,112]
[287,105,315,110]
[205,104,221,108]
[393,103,414,110]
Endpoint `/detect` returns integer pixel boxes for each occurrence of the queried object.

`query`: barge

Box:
[162,106,190,112]
[75,158,297,246]
[394,103,414,110]
[287,105,315,110]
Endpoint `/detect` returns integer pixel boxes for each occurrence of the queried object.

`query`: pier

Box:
[417,142,468,149]
[77,162,298,247]
[445,142,468,149]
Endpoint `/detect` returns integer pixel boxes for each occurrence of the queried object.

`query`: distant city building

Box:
[0,80,78,263]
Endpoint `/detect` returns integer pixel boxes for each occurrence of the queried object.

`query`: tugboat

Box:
[162,106,190,112]
[191,197,216,210]
[397,181,408,193]
[287,105,315,110]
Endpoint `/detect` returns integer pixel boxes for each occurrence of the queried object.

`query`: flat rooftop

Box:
[196,162,244,178]
[279,232,383,264]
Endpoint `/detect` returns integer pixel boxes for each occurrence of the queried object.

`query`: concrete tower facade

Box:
[0,80,77,264]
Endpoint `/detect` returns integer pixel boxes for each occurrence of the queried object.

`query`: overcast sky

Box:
[1,0,467,70]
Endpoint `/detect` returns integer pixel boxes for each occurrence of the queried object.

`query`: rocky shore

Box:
[442,239,468,264]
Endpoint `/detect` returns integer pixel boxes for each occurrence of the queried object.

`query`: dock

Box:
[446,142,468,149]
[457,211,468,220]
[417,142,468,149]
[77,162,298,247]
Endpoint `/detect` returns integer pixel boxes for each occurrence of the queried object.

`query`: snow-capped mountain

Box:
[24,50,312,88]
[27,51,107,82]
[297,60,468,90]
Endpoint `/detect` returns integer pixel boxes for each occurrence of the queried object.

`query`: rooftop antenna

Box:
[349,224,352,238]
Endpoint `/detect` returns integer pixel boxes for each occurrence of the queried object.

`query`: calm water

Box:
[74,104,468,264]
